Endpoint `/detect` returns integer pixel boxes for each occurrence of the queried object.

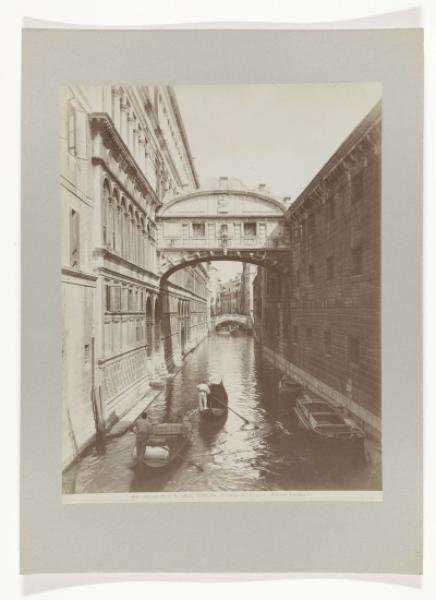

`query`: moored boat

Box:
[278,375,302,400]
[132,420,192,469]
[294,396,364,443]
[197,381,228,421]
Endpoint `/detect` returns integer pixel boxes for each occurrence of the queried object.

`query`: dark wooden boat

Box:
[216,328,231,336]
[278,375,302,401]
[294,397,364,443]
[230,326,241,336]
[132,421,191,469]
[197,381,228,421]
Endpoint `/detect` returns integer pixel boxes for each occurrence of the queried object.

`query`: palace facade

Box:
[60,85,209,469]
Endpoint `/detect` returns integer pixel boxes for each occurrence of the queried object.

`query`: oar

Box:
[209,394,252,427]
[178,453,204,472]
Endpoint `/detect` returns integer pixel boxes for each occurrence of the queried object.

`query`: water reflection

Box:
[63,334,381,494]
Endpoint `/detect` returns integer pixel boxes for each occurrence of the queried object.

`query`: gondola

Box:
[229,326,241,336]
[131,420,192,469]
[197,381,228,421]
[216,328,231,336]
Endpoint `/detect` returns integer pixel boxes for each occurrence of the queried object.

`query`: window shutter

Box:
[67,107,76,153]
[70,209,80,268]
[75,109,88,159]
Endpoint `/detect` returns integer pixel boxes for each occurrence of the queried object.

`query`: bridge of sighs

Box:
[156,179,291,278]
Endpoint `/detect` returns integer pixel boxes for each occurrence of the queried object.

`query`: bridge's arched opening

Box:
[159,254,287,284]
[155,254,289,375]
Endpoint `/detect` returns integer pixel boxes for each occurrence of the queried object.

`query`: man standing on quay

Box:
[134,411,152,472]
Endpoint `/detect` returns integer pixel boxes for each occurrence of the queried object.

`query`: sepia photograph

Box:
[60,83,382,501]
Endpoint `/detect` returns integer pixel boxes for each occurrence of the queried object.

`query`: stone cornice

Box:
[94,247,160,283]
[130,86,198,192]
[61,267,97,283]
[286,102,382,223]
[157,188,286,217]
[166,87,200,188]
[89,112,162,209]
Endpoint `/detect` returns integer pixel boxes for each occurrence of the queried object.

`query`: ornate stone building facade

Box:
[254,103,381,440]
[60,85,209,469]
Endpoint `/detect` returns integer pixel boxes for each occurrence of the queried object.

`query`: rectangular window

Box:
[351,245,363,275]
[67,106,76,154]
[306,327,312,348]
[111,286,121,312]
[220,223,228,237]
[84,344,90,364]
[105,285,111,311]
[243,222,257,237]
[324,331,332,355]
[327,196,335,220]
[326,255,334,280]
[351,170,364,202]
[308,263,315,284]
[128,289,133,311]
[348,336,359,364]
[70,209,80,268]
[192,222,205,237]
[121,287,129,311]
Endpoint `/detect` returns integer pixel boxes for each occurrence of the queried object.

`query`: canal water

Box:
[63,334,381,494]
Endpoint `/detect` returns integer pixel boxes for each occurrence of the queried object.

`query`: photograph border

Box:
[21,27,422,574]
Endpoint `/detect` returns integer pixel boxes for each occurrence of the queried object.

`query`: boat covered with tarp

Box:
[132,421,192,469]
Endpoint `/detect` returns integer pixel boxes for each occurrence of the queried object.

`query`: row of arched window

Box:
[102,179,156,271]
[110,88,178,201]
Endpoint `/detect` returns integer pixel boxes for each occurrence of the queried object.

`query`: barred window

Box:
[351,245,363,275]
[243,222,256,237]
[192,222,205,237]
[326,255,334,280]
[348,336,359,364]
[351,170,364,202]
[308,263,315,284]
[308,213,315,234]
[306,327,312,348]
[324,331,332,355]
[326,195,335,220]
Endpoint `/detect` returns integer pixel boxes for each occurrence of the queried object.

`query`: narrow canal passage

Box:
[63,334,381,494]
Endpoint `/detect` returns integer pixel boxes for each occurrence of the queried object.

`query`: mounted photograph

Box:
[60,83,382,502]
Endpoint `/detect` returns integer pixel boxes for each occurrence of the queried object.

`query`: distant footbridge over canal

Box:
[214,313,253,331]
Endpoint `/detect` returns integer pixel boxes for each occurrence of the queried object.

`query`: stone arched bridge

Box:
[214,313,252,330]
[156,178,291,279]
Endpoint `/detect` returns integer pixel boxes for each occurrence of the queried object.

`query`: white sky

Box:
[174,83,382,280]
[212,261,243,283]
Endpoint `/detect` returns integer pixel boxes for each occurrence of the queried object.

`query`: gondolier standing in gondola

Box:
[134,411,153,472]
[197,383,210,410]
